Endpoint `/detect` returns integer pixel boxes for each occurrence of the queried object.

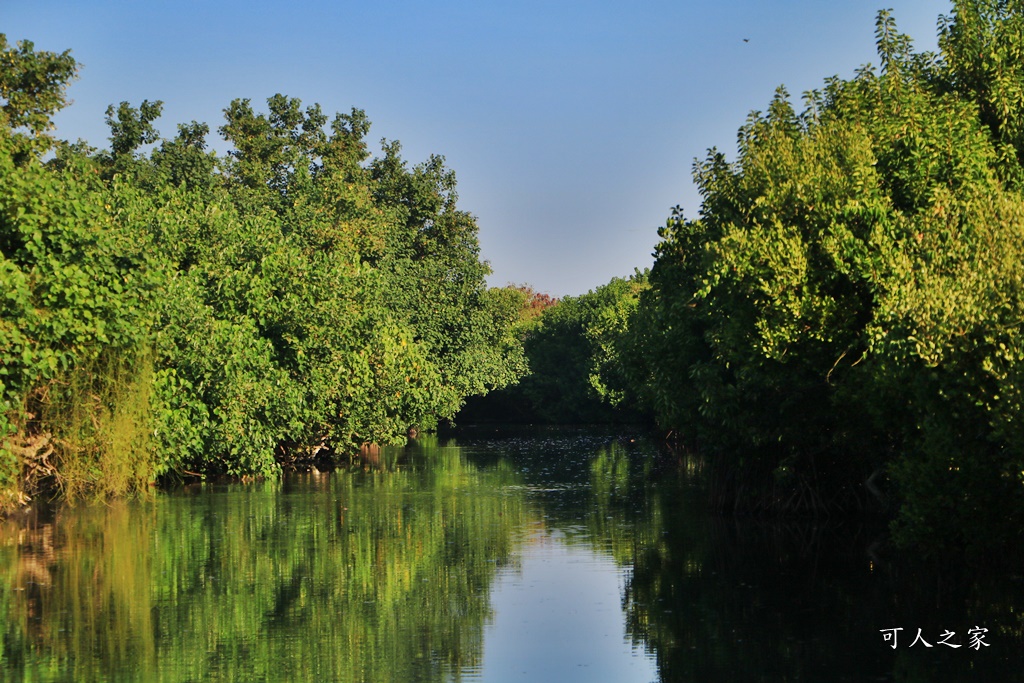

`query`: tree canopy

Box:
[0,35,525,504]
[619,2,1024,553]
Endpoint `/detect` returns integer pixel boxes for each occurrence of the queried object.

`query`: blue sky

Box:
[4,1,950,297]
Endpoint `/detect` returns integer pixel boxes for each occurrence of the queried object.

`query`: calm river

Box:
[1,428,1022,681]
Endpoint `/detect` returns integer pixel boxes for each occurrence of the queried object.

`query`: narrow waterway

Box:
[0,429,1021,681]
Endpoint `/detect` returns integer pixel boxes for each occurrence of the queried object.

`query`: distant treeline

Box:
[0,36,527,505]
[458,277,650,426]
[468,2,1024,555]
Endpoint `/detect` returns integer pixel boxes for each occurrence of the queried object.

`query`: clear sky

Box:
[4,1,951,297]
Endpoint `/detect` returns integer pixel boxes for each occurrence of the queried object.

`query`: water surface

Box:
[1,429,1021,681]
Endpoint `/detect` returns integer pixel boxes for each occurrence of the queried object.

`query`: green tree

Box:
[1,44,528,501]
[0,37,173,504]
[2,21,530,502]
[0,35,77,158]
[624,4,1024,552]
[462,274,647,424]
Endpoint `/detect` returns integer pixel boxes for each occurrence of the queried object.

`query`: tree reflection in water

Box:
[0,440,524,682]
[1,431,1022,682]
[613,448,1024,682]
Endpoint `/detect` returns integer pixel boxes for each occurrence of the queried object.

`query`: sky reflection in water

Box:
[472,529,657,683]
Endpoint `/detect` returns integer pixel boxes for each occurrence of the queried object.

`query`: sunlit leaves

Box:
[0,35,77,148]
[2,50,526,497]
[624,2,1024,550]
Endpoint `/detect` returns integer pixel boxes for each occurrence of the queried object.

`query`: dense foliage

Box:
[459,275,648,424]
[620,1,1024,552]
[0,37,525,505]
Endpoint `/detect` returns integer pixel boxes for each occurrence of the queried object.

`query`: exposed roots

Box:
[3,430,58,508]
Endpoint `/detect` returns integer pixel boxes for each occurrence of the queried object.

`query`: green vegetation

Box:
[459,274,648,424]
[616,1,1024,553]
[0,37,525,505]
